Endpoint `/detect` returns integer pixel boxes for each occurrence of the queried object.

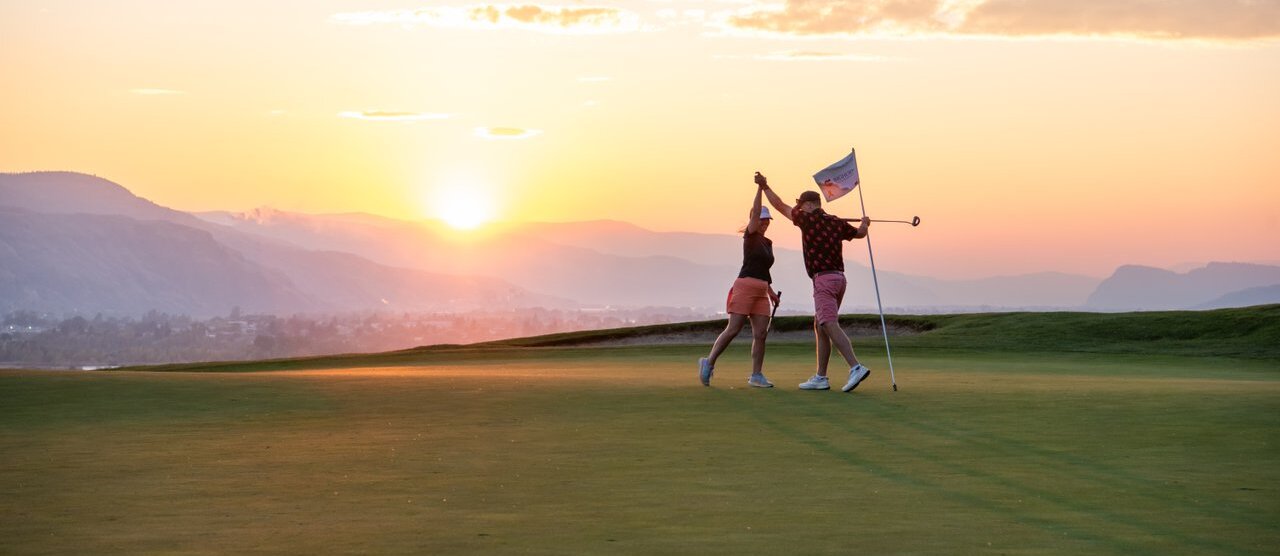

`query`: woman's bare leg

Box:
[707,314,748,367]
[747,314,771,375]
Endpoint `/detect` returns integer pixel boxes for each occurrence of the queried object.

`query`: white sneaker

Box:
[798,375,830,390]
[747,374,774,388]
[699,357,714,386]
[842,364,871,392]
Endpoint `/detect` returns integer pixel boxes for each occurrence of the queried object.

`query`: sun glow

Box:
[431,181,495,230]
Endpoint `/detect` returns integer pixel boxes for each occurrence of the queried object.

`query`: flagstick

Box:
[855,184,898,391]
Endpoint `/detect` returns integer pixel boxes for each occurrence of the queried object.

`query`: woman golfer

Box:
[699,181,779,388]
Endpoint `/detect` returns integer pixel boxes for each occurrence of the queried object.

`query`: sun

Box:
[432,182,495,230]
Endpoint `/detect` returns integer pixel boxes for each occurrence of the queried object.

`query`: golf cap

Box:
[797,191,822,205]
[759,206,772,220]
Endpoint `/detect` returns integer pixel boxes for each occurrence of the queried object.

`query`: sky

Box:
[2,0,1278,279]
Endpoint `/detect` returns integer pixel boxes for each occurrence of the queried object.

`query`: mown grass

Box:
[1,308,1277,554]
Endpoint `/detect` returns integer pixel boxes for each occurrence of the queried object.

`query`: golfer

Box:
[755,172,872,392]
[699,181,779,388]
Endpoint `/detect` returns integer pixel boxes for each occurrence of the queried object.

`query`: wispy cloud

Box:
[130,88,185,95]
[333,4,641,35]
[725,0,1280,42]
[474,126,543,140]
[718,50,888,62]
[656,7,710,26]
[338,110,450,122]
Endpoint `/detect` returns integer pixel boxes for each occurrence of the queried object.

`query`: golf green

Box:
[1,343,1276,554]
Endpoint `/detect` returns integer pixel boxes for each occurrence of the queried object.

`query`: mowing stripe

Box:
[758,390,1270,554]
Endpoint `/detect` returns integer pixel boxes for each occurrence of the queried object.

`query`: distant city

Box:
[0,307,718,369]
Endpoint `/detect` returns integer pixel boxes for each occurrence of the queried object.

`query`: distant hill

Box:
[519,219,750,267]
[893,271,1099,309]
[1086,263,1280,311]
[0,207,312,316]
[213,236,565,313]
[197,207,1102,311]
[0,173,558,316]
[0,171,201,224]
[200,207,741,307]
[1195,284,1280,310]
[199,213,755,268]
[517,221,1100,309]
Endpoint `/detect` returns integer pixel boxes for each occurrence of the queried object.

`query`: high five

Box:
[756,172,873,392]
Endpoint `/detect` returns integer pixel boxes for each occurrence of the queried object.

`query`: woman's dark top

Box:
[737,231,774,283]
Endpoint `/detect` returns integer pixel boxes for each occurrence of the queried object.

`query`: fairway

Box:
[2,341,1277,555]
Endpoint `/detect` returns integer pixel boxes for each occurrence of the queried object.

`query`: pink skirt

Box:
[726,277,773,316]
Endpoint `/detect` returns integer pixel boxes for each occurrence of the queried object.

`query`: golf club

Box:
[840,216,921,227]
[767,290,782,331]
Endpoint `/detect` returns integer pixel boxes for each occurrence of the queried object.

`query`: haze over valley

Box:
[6,171,1276,323]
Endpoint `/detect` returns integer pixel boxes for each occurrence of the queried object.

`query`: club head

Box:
[910,216,921,227]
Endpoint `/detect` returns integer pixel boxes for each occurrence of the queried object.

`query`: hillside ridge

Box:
[119,305,1280,372]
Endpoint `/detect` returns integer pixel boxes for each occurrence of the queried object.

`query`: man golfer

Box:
[755,172,873,392]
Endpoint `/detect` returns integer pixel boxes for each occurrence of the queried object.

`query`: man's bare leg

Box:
[820,320,860,369]
[814,319,832,377]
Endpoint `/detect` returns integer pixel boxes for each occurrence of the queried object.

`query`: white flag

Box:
[812,150,860,202]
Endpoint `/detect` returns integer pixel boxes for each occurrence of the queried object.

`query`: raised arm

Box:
[745,183,764,234]
[841,216,870,240]
[754,172,793,222]
[854,216,870,238]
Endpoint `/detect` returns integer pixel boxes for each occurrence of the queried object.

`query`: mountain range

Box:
[1086,263,1280,311]
[2,171,1277,317]
[0,172,559,316]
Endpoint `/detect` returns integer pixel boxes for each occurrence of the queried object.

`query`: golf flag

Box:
[813,150,860,202]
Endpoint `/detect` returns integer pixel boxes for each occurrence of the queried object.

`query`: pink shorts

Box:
[726,277,773,316]
[812,272,846,325]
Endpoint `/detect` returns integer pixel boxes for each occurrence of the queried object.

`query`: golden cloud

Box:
[756,51,888,61]
[333,4,641,34]
[726,0,1280,41]
[338,111,450,122]
[474,126,543,139]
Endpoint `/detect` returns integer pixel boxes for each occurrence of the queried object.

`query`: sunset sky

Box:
[2,1,1278,279]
